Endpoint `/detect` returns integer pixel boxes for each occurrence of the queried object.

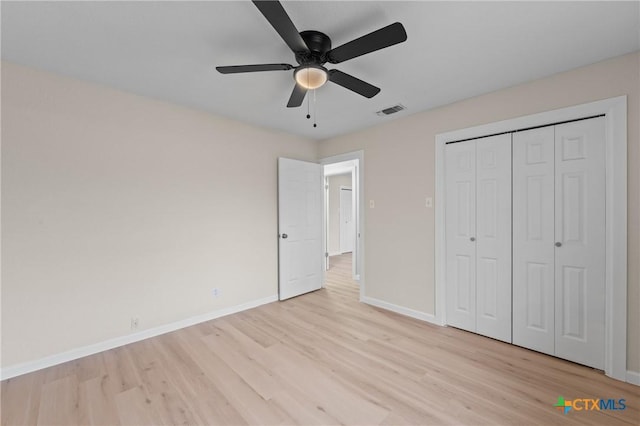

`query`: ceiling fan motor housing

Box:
[297,30,332,65]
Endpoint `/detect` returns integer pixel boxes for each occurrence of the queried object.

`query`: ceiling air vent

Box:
[376,104,406,116]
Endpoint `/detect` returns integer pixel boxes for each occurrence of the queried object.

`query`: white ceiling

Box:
[2,1,639,141]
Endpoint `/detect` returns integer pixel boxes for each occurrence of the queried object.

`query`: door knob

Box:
[281,233,288,239]
[555,242,562,247]
[470,237,476,242]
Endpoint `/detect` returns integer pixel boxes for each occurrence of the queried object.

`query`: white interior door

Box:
[513,118,606,369]
[475,134,512,343]
[554,118,605,369]
[513,126,556,354]
[339,188,354,253]
[278,158,323,301]
[445,140,476,332]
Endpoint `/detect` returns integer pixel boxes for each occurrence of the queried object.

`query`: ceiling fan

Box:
[216,0,407,108]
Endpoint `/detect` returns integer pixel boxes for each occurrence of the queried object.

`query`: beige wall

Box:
[1,62,317,368]
[318,52,640,373]
[327,174,352,256]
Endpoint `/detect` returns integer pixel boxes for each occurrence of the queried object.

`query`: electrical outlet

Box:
[212,288,221,298]
[130,317,139,330]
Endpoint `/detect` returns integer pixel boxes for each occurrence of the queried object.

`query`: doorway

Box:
[321,151,364,300]
[325,172,353,261]
[324,165,355,276]
[277,151,364,302]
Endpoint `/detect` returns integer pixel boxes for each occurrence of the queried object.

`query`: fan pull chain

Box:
[304,88,318,128]
[313,89,317,128]
[305,71,311,119]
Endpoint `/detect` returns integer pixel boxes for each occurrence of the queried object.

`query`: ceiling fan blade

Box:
[328,69,380,98]
[327,22,407,64]
[252,0,310,54]
[287,84,307,107]
[216,64,294,74]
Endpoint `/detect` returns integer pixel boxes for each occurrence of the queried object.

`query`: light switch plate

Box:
[369,200,375,208]
[426,197,433,208]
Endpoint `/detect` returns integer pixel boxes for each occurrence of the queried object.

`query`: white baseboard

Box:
[0,294,278,381]
[361,296,443,326]
[627,370,640,386]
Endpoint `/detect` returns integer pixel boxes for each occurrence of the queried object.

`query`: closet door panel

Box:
[445,141,476,332]
[554,117,605,369]
[512,127,555,355]
[475,134,512,343]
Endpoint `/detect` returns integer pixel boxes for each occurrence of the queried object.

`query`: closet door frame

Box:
[435,96,627,382]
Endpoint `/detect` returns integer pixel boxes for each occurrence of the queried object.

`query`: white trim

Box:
[0,294,277,381]
[362,296,441,326]
[434,129,447,327]
[321,150,365,301]
[324,161,355,177]
[351,163,358,280]
[626,371,640,386]
[435,96,627,382]
[603,98,627,382]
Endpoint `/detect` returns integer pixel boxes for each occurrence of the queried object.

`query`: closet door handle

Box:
[470,237,476,242]
[555,242,562,247]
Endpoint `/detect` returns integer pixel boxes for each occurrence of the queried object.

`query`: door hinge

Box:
[325,184,329,189]
[325,252,329,258]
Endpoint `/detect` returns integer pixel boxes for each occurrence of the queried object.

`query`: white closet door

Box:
[554,118,605,369]
[445,141,476,332]
[475,134,512,343]
[512,127,555,354]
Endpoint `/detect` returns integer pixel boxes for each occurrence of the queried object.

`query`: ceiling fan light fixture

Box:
[294,65,328,90]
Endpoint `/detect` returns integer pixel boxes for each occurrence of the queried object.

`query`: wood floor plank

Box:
[151,332,250,426]
[113,386,162,426]
[267,343,390,425]
[230,313,281,349]
[202,325,283,400]
[2,253,639,425]
[101,346,142,396]
[126,338,200,425]
[175,327,286,425]
[269,390,339,425]
[36,376,79,425]
[77,376,120,426]
[1,371,46,425]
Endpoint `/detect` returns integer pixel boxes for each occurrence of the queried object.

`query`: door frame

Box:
[435,96,627,382]
[321,150,365,300]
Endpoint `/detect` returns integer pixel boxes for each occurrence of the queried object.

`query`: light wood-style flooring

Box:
[2,252,638,425]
